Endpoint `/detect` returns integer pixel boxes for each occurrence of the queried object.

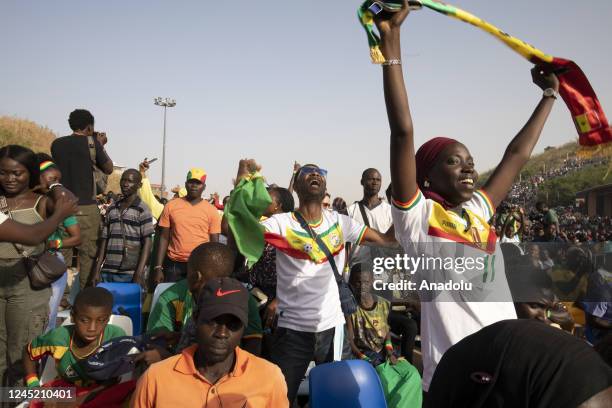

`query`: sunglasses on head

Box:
[300,167,328,178]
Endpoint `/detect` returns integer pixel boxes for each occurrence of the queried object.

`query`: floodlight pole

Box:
[154,97,176,196]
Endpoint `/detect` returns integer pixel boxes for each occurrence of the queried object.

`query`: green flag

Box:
[225,173,272,268]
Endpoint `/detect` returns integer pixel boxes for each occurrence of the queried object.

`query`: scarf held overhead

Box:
[358,0,612,152]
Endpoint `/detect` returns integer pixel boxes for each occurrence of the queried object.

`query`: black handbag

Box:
[294,211,358,315]
[0,195,66,289]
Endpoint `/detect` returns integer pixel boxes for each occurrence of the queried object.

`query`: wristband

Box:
[153,266,164,271]
[25,374,40,388]
[49,239,63,250]
[385,340,394,352]
[356,351,370,361]
[382,59,402,66]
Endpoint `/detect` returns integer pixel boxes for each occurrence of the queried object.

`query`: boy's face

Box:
[350,271,373,296]
[71,305,111,343]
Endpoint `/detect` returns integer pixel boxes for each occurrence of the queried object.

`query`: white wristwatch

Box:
[543,88,557,99]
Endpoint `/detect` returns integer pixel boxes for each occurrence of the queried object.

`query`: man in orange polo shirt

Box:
[152,168,222,283]
[131,278,288,407]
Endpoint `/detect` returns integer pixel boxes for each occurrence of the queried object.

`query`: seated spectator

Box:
[347,266,397,365]
[141,243,262,365]
[23,287,126,387]
[427,319,612,408]
[346,266,422,407]
[131,278,288,407]
[89,169,154,288]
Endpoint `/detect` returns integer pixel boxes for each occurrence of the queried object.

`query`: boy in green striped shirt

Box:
[23,287,125,387]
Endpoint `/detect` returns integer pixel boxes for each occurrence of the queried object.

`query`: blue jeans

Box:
[46,253,68,332]
[270,326,339,404]
[163,258,188,282]
[101,271,134,283]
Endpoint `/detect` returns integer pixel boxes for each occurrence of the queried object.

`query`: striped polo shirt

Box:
[101,196,155,273]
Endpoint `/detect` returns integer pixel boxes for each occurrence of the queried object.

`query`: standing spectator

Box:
[152,168,221,284]
[347,168,417,362]
[51,109,114,289]
[0,145,76,386]
[238,160,395,404]
[89,169,154,288]
[35,154,82,332]
[376,2,558,392]
[347,168,393,267]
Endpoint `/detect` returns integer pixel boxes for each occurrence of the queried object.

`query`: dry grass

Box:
[0,116,57,153]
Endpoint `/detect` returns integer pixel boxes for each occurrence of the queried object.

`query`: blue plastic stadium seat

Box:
[97,283,142,335]
[309,360,387,408]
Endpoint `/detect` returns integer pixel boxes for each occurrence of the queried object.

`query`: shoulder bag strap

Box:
[357,201,370,228]
[87,135,98,200]
[293,211,343,283]
[0,195,29,258]
[87,135,97,164]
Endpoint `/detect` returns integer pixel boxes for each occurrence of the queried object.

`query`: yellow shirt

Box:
[131,345,289,408]
[138,177,164,220]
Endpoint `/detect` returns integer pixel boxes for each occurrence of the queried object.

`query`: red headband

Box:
[415,137,459,189]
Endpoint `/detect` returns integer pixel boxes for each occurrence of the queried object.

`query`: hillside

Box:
[479,140,610,207]
[0,116,56,153]
[479,141,579,182]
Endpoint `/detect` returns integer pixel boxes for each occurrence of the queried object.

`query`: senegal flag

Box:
[225,173,272,267]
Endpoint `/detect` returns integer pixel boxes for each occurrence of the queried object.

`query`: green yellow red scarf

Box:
[358,0,612,154]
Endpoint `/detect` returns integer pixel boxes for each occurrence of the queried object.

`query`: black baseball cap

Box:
[197,278,249,327]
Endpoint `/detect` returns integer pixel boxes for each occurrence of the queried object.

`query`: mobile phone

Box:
[147,158,158,164]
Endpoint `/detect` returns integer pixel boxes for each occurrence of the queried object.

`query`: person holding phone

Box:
[51,109,114,289]
[138,158,164,220]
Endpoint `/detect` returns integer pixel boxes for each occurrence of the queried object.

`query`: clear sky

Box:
[1,0,611,202]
